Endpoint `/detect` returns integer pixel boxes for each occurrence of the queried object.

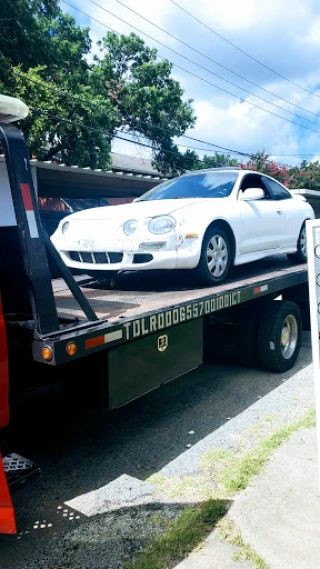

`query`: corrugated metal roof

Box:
[0,153,166,182]
[110,152,160,175]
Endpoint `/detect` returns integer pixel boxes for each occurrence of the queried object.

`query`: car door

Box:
[238,174,284,254]
[263,177,303,247]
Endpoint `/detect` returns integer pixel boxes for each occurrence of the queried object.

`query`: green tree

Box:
[154,145,199,175]
[2,66,117,168]
[90,32,196,175]
[0,0,91,74]
[198,153,239,169]
[0,0,117,168]
[241,151,292,186]
[0,6,196,172]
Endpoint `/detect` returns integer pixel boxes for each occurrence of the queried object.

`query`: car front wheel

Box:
[195,225,232,286]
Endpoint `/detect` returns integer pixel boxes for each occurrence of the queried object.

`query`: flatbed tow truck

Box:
[0,95,316,533]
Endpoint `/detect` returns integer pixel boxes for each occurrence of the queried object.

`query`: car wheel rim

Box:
[300,225,307,257]
[280,314,298,360]
[207,234,229,278]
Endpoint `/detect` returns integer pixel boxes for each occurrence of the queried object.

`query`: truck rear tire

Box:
[257,300,302,372]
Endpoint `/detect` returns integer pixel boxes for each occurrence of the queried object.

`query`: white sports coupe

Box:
[51,168,315,285]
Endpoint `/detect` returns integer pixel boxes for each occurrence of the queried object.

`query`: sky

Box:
[61,0,320,166]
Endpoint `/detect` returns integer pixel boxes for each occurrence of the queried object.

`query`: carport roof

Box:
[0,152,165,181]
[0,152,167,198]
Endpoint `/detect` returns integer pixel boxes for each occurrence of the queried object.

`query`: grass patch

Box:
[262,413,278,423]
[219,409,315,494]
[146,473,167,487]
[218,519,269,569]
[201,448,232,470]
[148,472,214,501]
[132,409,315,569]
[161,475,210,501]
[149,513,165,526]
[240,414,279,440]
[127,499,228,569]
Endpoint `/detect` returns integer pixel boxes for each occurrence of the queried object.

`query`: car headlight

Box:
[61,221,69,235]
[123,219,138,235]
[148,216,176,234]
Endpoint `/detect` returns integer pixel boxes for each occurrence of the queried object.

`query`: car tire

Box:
[88,270,118,278]
[257,300,302,372]
[87,271,118,288]
[287,221,307,264]
[195,225,232,286]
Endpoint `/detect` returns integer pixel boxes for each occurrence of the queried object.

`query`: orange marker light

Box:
[42,346,53,361]
[185,233,198,239]
[66,342,77,356]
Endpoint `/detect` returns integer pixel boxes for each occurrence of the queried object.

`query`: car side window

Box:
[239,174,270,199]
[264,178,292,201]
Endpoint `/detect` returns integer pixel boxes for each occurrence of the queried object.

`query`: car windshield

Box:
[137,171,239,201]
[63,198,110,211]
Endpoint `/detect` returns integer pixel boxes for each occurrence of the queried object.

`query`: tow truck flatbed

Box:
[33,256,308,367]
[0,93,317,535]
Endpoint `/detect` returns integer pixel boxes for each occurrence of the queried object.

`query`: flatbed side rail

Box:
[31,266,308,366]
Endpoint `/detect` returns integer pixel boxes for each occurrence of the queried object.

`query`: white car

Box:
[51,168,315,285]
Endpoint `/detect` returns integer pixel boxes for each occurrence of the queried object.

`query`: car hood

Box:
[63,198,226,223]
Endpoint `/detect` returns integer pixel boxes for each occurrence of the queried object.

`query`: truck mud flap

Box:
[108,319,203,409]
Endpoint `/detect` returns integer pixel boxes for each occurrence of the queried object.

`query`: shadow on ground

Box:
[1,498,230,569]
[0,330,311,568]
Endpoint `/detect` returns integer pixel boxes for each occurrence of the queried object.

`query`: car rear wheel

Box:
[195,225,232,285]
[287,221,307,264]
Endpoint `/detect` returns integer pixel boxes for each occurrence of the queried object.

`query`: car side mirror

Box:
[240,187,265,201]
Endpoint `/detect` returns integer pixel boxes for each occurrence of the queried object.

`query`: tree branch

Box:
[42,144,64,161]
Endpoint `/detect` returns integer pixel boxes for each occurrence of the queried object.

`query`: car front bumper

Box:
[52,232,201,272]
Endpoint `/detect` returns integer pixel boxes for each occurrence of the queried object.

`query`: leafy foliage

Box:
[0,1,196,171]
[239,151,320,190]
[0,2,320,184]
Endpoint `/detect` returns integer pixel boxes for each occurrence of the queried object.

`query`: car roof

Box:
[182,168,286,179]
[184,167,242,174]
[182,167,252,177]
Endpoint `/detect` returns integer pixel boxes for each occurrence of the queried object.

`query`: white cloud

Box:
[63,0,320,165]
[301,16,320,45]
[184,96,316,165]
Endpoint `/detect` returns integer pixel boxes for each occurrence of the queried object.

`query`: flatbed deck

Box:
[53,256,307,322]
[30,256,309,367]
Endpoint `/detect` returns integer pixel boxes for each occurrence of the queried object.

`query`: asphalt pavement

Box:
[0,331,317,569]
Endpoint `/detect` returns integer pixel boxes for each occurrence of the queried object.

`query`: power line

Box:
[0,69,309,166]
[115,132,246,156]
[21,95,320,163]
[31,107,251,158]
[1,16,315,166]
[12,60,317,161]
[62,0,320,138]
[110,0,320,119]
[30,109,306,176]
[269,154,320,158]
[29,107,246,158]
[0,55,251,157]
[169,0,320,102]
